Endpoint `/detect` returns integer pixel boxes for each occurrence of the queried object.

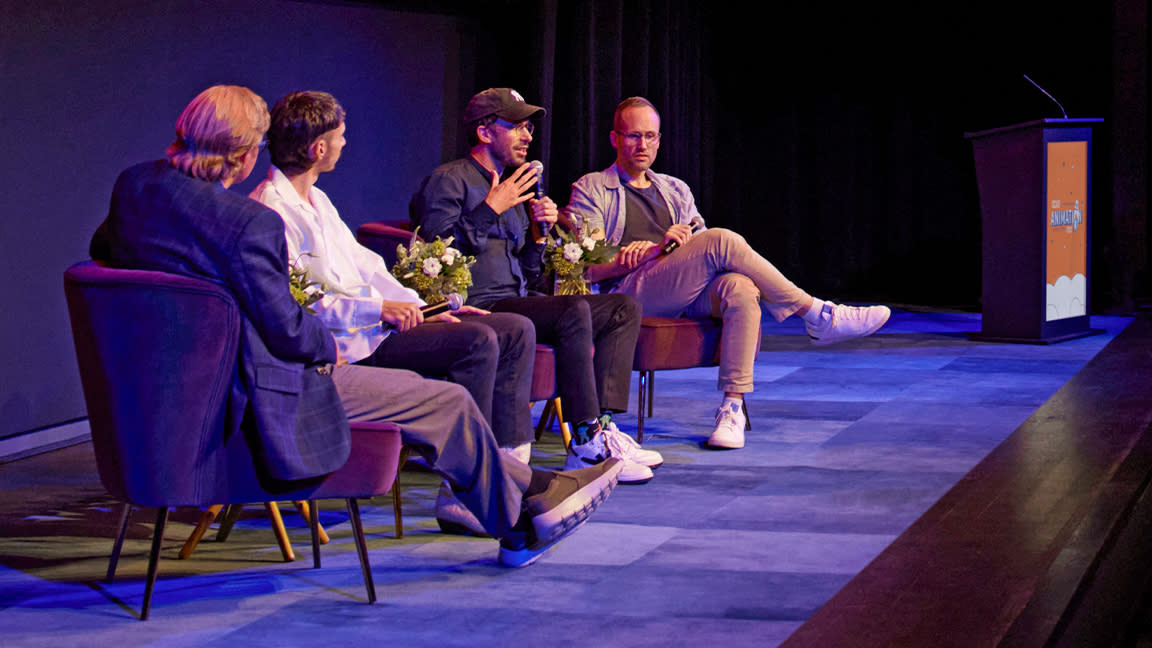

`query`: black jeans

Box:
[487,293,641,424]
[357,312,536,448]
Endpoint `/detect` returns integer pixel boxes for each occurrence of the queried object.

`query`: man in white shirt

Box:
[252,91,538,536]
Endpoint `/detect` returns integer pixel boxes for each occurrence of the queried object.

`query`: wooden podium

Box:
[965,118,1104,343]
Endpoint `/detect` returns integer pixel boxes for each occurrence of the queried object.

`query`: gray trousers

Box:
[333,364,532,538]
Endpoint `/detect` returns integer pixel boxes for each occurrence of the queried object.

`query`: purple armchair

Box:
[64,261,402,619]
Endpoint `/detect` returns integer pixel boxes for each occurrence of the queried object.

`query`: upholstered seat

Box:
[64,261,403,619]
[632,316,755,441]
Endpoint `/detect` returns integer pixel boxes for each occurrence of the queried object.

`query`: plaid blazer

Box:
[90,161,350,481]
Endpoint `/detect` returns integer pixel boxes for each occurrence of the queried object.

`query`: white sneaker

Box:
[565,431,653,485]
[807,302,890,346]
[600,417,663,468]
[707,401,746,449]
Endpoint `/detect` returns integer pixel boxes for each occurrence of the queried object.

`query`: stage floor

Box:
[0,309,1141,647]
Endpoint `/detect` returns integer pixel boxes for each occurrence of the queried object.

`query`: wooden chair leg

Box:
[391,445,411,539]
[265,502,295,562]
[347,498,376,604]
[742,400,751,431]
[534,399,557,441]
[552,397,572,449]
[106,502,132,583]
[294,501,329,544]
[140,507,169,621]
[178,505,223,560]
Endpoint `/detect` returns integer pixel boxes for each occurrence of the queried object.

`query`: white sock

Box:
[500,443,532,464]
[720,395,742,414]
[802,298,828,327]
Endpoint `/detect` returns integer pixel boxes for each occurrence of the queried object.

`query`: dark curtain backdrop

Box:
[457,0,1124,308]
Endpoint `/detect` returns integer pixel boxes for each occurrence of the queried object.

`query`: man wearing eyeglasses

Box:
[411,88,661,487]
[566,97,891,451]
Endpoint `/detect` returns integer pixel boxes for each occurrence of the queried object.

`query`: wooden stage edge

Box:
[783,314,1152,648]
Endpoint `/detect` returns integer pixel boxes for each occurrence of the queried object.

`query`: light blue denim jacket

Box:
[565,162,706,245]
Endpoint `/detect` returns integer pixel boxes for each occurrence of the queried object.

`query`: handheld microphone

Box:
[661,218,703,254]
[420,292,464,318]
[1023,74,1068,119]
[528,160,544,198]
[527,160,557,243]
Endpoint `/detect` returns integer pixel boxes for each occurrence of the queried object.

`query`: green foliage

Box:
[289,253,325,314]
[390,229,476,305]
[544,223,619,295]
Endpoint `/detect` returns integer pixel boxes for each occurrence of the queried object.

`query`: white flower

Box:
[563,242,583,263]
[582,237,596,251]
[441,253,455,266]
[422,257,443,277]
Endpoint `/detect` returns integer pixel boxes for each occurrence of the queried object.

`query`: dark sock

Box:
[571,418,601,446]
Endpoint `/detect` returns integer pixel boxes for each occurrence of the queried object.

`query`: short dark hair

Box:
[465,115,499,147]
[267,91,346,174]
[613,96,659,132]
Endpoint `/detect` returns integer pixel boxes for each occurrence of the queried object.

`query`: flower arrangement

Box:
[289,253,325,314]
[544,224,618,295]
[391,230,476,305]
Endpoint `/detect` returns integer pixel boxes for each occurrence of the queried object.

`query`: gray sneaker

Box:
[498,458,623,567]
[435,481,491,537]
[807,302,890,346]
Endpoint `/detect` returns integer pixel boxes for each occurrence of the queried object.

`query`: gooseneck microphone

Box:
[661,218,704,254]
[420,292,464,318]
[1023,74,1069,119]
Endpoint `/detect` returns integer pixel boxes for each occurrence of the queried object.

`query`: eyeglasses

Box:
[493,119,535,135]
[615,131,661,145]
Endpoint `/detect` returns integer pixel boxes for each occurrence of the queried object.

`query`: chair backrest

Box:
[356,222,421,267]
[64,261,242,506]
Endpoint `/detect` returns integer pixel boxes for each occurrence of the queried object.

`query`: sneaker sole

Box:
[809,308,891,346]
[498,516,593,568]
[704,439,744,450]
[436,517,492,538]
[530,460,623,545]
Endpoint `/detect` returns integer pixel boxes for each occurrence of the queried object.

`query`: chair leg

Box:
[264,502,295,562]
[552,397,572,449]
[636,370,650,442]
[215,504,241,541]
[346,498,377,604]
[742,400,751,431]
[534,399,556,441]
[140,507,169,621]
[178,505,223,560]
[106,502,132,583]
[391,446,411,538]
[307,500,321,569]
[647,371,655,417]
[294,501,329,544]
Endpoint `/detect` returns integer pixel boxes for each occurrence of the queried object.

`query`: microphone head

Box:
[446,292,463,310]
[528,160,545,198]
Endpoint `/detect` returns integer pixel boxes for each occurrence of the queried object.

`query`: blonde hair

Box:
[166,85,270,182]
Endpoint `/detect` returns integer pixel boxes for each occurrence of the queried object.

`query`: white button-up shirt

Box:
[251,167,421,363]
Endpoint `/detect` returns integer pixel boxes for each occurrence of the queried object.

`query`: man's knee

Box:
[711,273,760,314]
[699,227,749,255]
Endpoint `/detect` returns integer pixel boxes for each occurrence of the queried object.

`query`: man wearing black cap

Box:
[411,88,661,486]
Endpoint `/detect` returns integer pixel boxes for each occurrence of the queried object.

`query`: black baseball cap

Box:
[463,88,546,123]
